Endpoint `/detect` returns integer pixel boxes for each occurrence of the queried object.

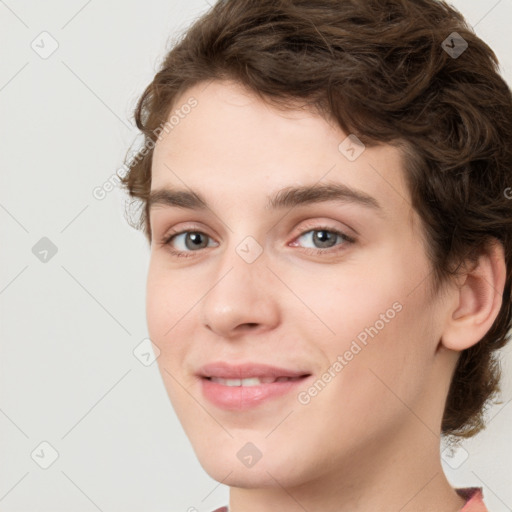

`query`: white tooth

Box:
[209,377,264,386]
[225,379,243,386]
[240,377,262,386]
[210,378,241,386]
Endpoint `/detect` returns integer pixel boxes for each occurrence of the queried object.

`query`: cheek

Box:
[145,258,210,378]
[146,265,190,405]
[287,257,406,345]
[294,308,434,454]
[303,251,434,406]
[145,260,188,349]
[318,299,434,429]
[145,264,167,341]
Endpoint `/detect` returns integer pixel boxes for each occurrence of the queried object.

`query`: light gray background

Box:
[1,1,511,511]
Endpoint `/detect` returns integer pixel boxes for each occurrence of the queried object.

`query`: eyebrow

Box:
[148,182,383,214]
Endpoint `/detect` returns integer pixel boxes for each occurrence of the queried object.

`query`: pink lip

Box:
[197,361,309,379]
[197,361,312,411]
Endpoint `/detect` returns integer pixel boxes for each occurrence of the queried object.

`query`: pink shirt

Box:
[458,487,488,511]
[211,487,488,512]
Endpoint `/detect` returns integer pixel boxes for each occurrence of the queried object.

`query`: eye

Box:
[162,230,218,257]
[160,225,355,258]
[291,227,355,254]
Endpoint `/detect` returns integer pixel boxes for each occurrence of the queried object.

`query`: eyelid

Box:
[161,222,218,243]
[291,219,356,242]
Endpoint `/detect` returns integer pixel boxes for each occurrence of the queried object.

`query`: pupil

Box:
[314,230,335,248]
[187,232,207,249]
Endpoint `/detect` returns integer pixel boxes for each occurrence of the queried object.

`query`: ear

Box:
[441,238,507,351]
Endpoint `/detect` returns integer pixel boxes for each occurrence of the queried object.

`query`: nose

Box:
[199,246,281,339]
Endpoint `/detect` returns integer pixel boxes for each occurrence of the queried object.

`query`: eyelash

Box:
[160,225,356,259]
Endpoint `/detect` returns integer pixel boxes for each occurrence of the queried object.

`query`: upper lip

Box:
[197,362,311,379]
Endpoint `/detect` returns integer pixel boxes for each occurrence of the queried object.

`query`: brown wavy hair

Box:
[120,0,512,439]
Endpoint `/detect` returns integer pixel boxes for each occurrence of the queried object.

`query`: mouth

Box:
[206,375,306,386]
[197,362,312,410]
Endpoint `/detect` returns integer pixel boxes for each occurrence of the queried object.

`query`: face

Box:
[146,80,452,488]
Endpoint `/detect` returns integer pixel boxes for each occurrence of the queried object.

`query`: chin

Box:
[216,467,275,488]
[192,437,310,489]
[200,456,289,488]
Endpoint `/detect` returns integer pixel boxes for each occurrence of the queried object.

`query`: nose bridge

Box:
[199,233,279,336]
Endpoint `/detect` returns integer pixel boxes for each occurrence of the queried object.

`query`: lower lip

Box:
[200,376,310,410]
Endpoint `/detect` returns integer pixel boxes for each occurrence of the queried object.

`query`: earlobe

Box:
[441,238,506,352]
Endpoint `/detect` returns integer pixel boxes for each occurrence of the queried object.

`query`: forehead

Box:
[150,80,413,224]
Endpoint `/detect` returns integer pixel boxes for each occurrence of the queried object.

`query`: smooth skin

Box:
[146,80,505,512]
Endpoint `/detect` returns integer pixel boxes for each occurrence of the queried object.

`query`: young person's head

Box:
[121,0,512,509]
